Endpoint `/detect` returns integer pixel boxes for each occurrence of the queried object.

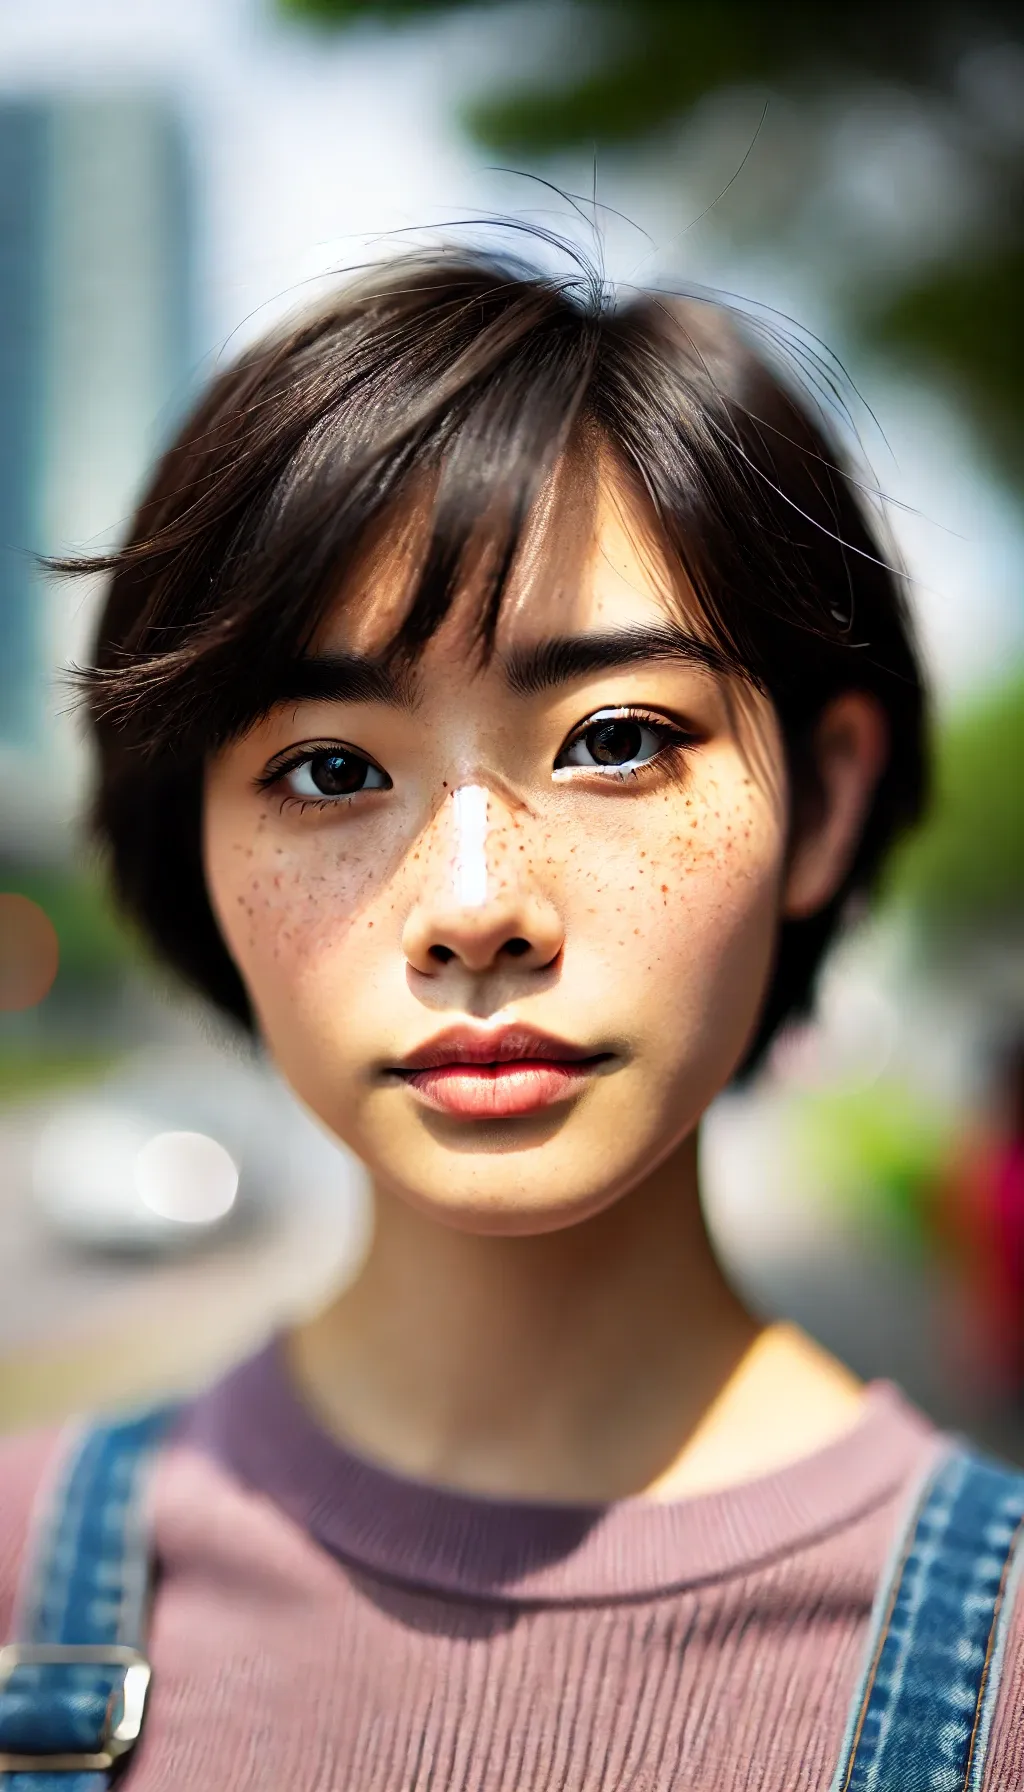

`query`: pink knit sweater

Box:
[2,1339,1023,1789]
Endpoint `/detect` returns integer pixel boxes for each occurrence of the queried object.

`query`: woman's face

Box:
[204,473,791,1235]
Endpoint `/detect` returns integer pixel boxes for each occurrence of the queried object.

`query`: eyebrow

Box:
[503,625,731,696]
[260,623,732,716]
[261,654,415,710]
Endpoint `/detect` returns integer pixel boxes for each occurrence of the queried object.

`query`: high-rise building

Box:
[0,103,48,745]
[0,96,194,841]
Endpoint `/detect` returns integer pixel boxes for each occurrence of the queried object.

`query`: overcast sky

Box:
[1,0,1021,702]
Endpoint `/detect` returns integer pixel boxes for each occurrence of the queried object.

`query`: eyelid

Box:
[553,705,703,786]
[560,704,702,749]
[254,738,385,791]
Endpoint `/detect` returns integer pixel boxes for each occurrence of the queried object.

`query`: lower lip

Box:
[400,1059,601,1119]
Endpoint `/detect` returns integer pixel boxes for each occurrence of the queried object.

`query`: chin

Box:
[370,1119,664,1239]
[397,1177,625,1239]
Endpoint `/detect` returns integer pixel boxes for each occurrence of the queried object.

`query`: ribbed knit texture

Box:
[2,1338,1023,1789]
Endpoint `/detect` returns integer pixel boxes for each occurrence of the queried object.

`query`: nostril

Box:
[503,937,531,959]
[428,944,455,965]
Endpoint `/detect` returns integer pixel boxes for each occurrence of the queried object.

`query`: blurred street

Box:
[4,1054,1022,1469]
[0,1053,369,1431]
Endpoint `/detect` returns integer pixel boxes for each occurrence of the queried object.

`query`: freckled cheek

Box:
[213,831,389,985]
[561,790,783,962]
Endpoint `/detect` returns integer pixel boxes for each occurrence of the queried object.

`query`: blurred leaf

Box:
[0,1043,118,1106]
[869,247,1024,485]
[799,1080,952,1254]
[886,672,1024,926]
[278,0,489,23]
[279,3,1024,148]
[465,8,783,153]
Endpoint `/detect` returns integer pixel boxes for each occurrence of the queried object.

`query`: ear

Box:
[783,692,889,921]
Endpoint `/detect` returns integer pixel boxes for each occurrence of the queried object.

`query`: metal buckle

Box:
[0,1641,152,1772]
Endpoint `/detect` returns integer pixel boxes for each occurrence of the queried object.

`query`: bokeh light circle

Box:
[0,894,59,1011]
[135,1131,239,1224]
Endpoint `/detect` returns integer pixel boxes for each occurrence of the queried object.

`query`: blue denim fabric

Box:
[830,1445,1024,1792]
[0,1404,178,1792]
[4,1414,1023,1789]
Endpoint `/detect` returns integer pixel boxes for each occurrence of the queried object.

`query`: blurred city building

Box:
[0,94,194,850]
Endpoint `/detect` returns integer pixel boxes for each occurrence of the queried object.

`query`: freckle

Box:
[661,884,668,892]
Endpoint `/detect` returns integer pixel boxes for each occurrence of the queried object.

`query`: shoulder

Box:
[0,1421,69,1639]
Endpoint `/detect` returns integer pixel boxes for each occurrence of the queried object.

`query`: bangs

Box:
[73,260,611,756]
[70,248,916,766]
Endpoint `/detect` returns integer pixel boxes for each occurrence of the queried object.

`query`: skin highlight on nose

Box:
[401,782,563,980]
[452,784,490,909]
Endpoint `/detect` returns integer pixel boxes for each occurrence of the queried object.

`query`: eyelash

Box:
[557,707,699,785]
[253,741,389,814]
[255,707,700,813]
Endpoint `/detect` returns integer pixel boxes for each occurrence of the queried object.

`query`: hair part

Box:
[65,246,929,1072]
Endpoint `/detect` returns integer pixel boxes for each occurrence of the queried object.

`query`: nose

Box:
[401,785,564,977]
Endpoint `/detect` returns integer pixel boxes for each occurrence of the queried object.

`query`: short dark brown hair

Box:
[68,248,928,1070]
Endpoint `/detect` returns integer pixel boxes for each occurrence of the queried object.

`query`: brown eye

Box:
[284,748,390,801]
[558,712,674,774]
[586,720,646,766]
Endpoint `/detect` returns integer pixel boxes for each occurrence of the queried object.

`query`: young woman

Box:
[1,250,1021,1790]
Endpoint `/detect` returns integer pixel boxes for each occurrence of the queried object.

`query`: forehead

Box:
[320,461,695,670]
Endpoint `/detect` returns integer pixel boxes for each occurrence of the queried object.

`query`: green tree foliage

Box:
[887,671,1024,928]
[280,0,1024,487]
[871,247,1024,488]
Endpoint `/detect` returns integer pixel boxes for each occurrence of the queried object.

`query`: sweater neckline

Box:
[182,1333,938,1605]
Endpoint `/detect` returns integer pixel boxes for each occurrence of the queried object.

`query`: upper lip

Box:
[392,1025,603,1072]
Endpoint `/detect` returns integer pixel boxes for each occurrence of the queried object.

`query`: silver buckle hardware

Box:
[0,1641,152,1772]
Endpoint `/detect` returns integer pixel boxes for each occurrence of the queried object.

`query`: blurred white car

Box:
[31,1047,360,1256]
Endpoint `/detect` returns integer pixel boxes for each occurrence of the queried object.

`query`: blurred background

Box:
[1,0,1023,1451]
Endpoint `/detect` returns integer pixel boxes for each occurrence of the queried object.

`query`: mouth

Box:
[386,1026,614,1120]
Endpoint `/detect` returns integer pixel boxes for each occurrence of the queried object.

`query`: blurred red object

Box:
[942,1043,1024,1394]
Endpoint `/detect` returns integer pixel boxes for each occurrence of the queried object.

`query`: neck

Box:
[287,1130,861,1503]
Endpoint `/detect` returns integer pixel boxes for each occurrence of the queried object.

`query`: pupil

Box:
[589,721,643,766]
[311,751,364,796]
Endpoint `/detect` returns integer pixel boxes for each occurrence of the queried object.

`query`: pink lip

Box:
[390,1026,610,1119]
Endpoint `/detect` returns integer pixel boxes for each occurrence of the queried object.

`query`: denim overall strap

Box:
[0,1403,179,1792]
[830,1442,1024,1792]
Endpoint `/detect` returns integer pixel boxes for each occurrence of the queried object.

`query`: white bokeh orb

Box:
[134,1131,239,1225]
